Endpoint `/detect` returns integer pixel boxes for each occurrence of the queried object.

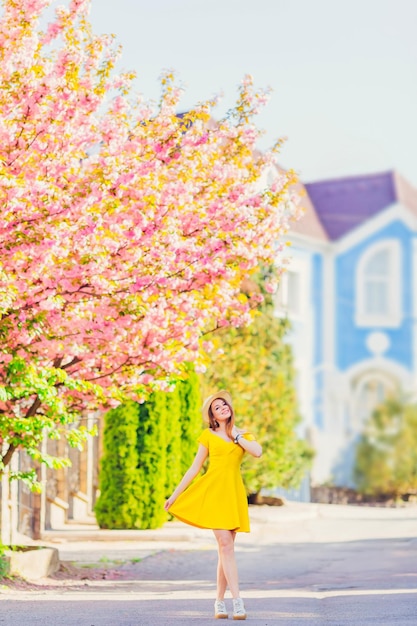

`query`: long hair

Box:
[208,399,235,440]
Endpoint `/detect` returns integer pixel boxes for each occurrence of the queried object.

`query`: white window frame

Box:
[275,269,301,315]
[355,239,402,328]
[274,256,309,320]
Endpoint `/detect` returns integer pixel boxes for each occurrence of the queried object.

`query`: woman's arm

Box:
[164,443,209,510]
[231,426,262,458]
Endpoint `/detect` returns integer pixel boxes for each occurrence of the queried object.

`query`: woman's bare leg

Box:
[215,530,236,599]
[213,529,240,599]
[216,546,227,600]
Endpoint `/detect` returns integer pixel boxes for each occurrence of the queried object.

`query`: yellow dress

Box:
[169,428,255,533]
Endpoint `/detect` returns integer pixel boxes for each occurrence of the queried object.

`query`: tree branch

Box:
[25,396,42,419]
[1,443,17,469]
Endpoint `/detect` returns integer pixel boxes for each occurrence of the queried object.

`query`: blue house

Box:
[279,170,417,487]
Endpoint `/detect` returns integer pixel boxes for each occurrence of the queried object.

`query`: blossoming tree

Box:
[0,0,300,484]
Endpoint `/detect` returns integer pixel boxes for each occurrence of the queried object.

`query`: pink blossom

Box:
[0,0,299,434]
[264,281,277,294]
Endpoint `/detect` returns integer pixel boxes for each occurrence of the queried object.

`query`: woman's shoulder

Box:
[197,428,211,447]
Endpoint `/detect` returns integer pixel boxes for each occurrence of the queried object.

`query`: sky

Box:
[89,0,417,187]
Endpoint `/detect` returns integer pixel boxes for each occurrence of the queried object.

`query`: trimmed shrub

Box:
[95,368,203,529]
[177,371,203,474]
[164,388,182,496]
[136,394,167,528]
[94,402,143,529]
[354,396,417,498]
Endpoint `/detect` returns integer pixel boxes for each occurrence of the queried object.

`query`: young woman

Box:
[164,390,262,620]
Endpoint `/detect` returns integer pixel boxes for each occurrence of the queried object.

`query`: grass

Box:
[0,556,9,579]
[78,556,142,567]
[0,544,9,579]
[98,556,124,565]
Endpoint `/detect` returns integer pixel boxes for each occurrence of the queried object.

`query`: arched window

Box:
[352,372,396,430]
[356,240,401,327]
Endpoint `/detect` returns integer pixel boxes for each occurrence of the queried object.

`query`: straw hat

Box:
[202,390,233,423]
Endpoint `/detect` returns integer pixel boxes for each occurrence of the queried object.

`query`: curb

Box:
[4,546,60,579]
[249,502,320,523]
[41,524,207,543]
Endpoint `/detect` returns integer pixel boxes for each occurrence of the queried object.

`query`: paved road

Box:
[1,504,417,625]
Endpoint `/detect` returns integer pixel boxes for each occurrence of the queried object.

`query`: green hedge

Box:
[95,373,202,529]
[94,402,143,529]
[177,371,202,475]
[136,394,167,529]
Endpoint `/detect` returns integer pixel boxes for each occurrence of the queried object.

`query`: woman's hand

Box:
[163,444,209,512]
[231,426,262,457]
[164,496,176,511]
[231,425,247,440]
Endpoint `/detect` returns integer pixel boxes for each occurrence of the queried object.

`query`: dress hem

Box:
[171,512,250,533]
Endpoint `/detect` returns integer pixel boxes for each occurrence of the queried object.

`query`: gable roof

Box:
[300,171,417,241]
[289,179,329,242]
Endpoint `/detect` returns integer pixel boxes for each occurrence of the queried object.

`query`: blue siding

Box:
[314,371,324,429]
[312,253,323,367]
[336,220,413,371]
[312,253,324,428]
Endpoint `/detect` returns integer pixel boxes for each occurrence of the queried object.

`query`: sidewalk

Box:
[38,501,319,564]
[41,501,318,542]
[27,501,417,567]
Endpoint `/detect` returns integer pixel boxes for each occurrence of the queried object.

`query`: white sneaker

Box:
[232,598,246,620]
[214,599,228,619]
